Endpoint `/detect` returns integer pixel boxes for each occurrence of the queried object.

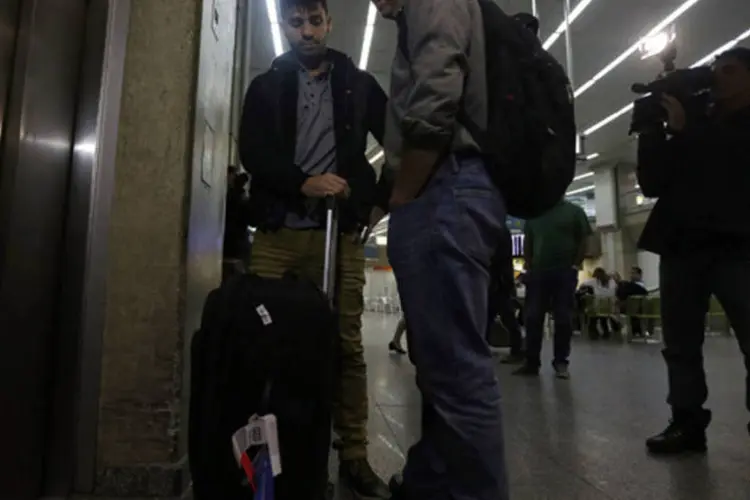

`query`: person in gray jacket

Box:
[371,1,509,499]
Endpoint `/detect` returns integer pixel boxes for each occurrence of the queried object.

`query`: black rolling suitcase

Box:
[189,199,341,500]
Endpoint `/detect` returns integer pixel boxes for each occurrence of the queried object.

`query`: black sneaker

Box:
[646,409,711,455]
[513,364,540,376]
[339,458,390,499]
[553,362,570,379]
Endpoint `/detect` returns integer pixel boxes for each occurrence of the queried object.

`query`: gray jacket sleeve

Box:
[401,0,471,150]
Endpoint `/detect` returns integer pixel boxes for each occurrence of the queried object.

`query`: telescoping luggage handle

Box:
[322,196,338,305]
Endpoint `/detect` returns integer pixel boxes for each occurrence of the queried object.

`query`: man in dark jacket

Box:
[637,47,750,455]
[239,0,390,497]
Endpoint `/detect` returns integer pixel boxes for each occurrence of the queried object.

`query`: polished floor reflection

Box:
[351,312,750,500]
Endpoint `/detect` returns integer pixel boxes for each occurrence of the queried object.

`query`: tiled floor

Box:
[346,312,750,500]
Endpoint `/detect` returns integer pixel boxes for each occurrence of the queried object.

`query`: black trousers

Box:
[487,274,524,353]
[660,254,750,412]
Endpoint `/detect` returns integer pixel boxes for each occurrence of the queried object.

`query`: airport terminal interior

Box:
[1,0,750,499]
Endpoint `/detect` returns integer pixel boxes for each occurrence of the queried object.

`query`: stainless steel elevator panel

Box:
[0,0,20,168]
[0,1,87,498]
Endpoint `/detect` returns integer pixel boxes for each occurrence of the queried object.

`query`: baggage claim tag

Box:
[244,414,282,477]
[231,414,282,493]
[258,414,281,477]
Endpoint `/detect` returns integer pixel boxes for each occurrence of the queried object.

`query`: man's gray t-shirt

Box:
[285,68,337,229]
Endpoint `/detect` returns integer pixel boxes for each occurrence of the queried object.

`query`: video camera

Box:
[629,45,714,134]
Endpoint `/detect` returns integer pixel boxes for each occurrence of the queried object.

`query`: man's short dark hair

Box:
[632,266,643,275]
[717,47,750,70]
[280,0,328,13]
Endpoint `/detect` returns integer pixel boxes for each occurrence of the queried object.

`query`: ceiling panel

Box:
[249,0,750,162]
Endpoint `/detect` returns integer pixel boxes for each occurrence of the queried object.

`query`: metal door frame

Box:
[56,0,131,494]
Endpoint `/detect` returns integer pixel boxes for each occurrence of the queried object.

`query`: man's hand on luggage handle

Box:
[301,173,350,199]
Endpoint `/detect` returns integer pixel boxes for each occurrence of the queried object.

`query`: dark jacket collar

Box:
[271,48,355,74]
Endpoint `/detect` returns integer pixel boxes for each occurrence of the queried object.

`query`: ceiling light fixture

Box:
[574,0,702,98]
[368,149,384,164]
[574,171,595,181]
[583,26,750,137]
[542,0,595,50]
[265,0,284,56]
[566,184,595,196]
[584,102,634,136]
[691,27,750,67]
[359,4,379,69]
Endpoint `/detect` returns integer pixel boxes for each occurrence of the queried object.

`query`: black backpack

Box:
[398,0,577,219]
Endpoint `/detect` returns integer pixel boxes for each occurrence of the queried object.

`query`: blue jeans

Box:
[524,268,578,368]
[388,155,509,500]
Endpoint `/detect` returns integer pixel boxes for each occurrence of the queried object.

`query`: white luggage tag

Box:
[256,304,272,326]
[257,414,281,477]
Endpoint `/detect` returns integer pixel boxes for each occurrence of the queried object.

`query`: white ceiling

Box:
[249,0,750,187]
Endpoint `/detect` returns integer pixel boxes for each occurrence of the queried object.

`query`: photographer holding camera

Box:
[637,47,750,455]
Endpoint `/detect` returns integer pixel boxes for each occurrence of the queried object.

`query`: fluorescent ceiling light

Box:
[584,102,634,136]
[574,171,594,181]
[567,184,595,196]
[584,153,600,161]
[368,149,384,164]
[574,0,702,98]
[583,26,750,137]
[265,0,284,56]
[691,27,750,67]
[542,0,596,50]
[359,4,378,69]
[371,224,388,236]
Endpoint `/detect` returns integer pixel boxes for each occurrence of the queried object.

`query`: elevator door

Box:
[0,0,20,165]
[0,1,88,499]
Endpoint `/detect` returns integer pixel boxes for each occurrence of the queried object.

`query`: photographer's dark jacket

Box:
[239,49,389,232]
[637,105,750,256]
